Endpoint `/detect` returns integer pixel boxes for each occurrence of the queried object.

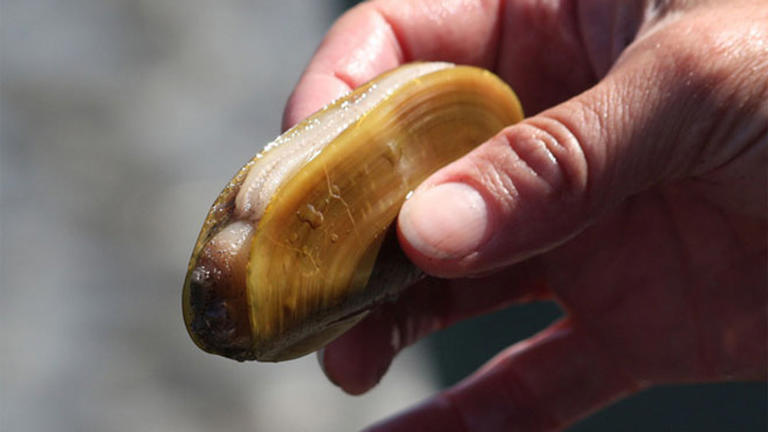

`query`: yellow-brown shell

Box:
[183,62,523,361]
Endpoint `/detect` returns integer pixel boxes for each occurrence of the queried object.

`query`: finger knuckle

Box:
[489,118,591,208]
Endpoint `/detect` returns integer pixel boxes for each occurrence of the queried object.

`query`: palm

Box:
[489,2,768,384]
[542,185,766,384]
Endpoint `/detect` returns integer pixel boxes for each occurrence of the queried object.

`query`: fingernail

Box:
[399,182,489,260]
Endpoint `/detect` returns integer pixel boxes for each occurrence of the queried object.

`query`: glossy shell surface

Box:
[183,63,523,361]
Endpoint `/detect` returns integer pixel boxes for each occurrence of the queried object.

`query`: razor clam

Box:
[183,62,524,361]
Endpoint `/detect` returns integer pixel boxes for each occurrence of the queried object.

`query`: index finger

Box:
[282,0,503,129]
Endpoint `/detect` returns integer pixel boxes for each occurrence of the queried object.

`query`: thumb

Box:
[397,43,727,278]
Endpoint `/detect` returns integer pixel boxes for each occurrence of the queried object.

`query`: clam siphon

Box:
[182,62,523,361]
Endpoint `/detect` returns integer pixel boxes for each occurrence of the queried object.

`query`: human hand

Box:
[283,0,767,430]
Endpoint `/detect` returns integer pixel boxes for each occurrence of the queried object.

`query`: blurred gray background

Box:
[1,1,765,431]
[1,1,438,431]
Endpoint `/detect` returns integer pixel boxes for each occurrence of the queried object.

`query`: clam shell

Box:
[183,62,523,361]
